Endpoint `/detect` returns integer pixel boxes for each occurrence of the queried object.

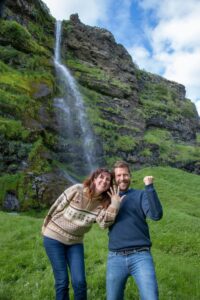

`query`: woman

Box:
[42,167,123,300]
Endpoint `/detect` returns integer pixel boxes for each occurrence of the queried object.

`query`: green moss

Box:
[138,75,197,122]
[0,73,31,94]
[140,148,152,157]
[0,62,54,122]
[0,60,10,72]
[24,55,52,71]
[115,135,137,151]
[63,21,74,34]
[0,173,25,207]
[0,46,20,64]
[67,58,131,93]
[0,45,52,72]
[140,83,179,116]
[0,88,39,121]
[0,117,29,140]
[173,144,200,162]
[144,128,200,163]
[43,131,59,148]
[0,20,49,55]
[144,129,171,145]
[180,99,198,118]
[28,138,52,174]
[196,133,200,145]
[67,59,102,76]
[79,85,141,165]
[26,21,54,49]
[0,66,54,97]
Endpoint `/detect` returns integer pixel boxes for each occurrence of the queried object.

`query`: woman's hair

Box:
[83,167,113,207]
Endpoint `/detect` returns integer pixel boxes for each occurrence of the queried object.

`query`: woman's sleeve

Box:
[42,184,80,230]
[96,200,120,229]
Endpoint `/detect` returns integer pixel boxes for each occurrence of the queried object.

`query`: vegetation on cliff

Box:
[0,2,67,210]
[0,2,199,210]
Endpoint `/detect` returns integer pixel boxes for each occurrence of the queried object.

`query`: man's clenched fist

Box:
[143,176,154,186]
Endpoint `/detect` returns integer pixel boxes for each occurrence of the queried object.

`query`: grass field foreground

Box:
[0,167,199,299]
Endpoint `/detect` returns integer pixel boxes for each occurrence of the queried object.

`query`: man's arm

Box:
[142,176,163,220]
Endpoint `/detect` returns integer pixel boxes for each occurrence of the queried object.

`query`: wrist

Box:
[110,198,120,209]
[145,183,154,190]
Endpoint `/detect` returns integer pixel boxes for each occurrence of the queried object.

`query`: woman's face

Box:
[93,172,111,195]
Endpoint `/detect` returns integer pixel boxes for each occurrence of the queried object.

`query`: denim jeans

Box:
[106,250,159,300]
[43,236,87,300]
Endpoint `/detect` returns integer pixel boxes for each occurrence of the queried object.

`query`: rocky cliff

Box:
[0,1,199,211]
[62,14,200,169]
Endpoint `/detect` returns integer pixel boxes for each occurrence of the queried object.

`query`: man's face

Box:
[114,167,131,191]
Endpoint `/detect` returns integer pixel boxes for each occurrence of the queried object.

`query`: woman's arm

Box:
[96,186,125,229]
[42,184,82,232]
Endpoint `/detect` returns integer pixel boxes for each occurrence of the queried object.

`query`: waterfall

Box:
[53,20,98,177]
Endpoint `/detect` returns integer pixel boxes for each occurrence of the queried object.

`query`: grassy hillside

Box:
[0,167,199,300]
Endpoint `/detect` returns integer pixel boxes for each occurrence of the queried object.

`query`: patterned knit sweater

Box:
[42,184,119,245]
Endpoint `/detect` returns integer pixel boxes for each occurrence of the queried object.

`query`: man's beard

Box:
[116,179,130,191]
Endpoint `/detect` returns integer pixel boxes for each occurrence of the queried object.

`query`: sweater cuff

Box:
[110,199,120,210]
[145,183,154,191]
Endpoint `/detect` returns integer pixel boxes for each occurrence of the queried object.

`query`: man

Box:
[106,161,163,300]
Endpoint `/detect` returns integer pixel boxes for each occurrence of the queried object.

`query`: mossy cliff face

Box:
[62,14,200,172]
[0,4,199,211]
[0,0,71,211]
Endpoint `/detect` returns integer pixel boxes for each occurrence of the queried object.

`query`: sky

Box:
[42,0,200,115]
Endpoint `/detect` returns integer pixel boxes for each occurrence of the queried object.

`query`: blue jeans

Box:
[106,250,159,300]
[43,236,87,300]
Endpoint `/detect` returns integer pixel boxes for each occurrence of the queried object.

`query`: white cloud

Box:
[151,14,200,52]
[104,0,132,39]
[195,101,200,116]
[134,0,200,115]
[43,0,108,24]
[128,45,163,74]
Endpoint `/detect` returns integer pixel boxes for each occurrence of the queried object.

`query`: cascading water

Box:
[53,20,98,177]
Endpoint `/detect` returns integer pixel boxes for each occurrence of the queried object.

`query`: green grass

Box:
[143,128,200,163]
[0,167,200,299]
[0,117,30,140]
[0,20,48,55]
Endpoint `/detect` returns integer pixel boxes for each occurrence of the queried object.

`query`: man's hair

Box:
[113,160,131,174]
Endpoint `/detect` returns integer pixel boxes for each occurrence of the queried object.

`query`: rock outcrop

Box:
[62,14,200,169]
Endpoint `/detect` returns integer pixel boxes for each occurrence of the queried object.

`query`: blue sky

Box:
[43,0,200,115]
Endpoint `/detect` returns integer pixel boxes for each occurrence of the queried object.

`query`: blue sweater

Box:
[108,184,163,251]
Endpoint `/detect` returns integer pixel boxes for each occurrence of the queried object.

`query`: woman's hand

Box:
[107,185,125,205]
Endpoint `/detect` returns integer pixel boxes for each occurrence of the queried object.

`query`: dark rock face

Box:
[137,71,200,142]
[63,14,138,96]
[61,14,200,172]
[0,0,6,18]
[3,0,52,25]
[137,71,186,101]
[3,191,20,211]
[146,116,197,141]
[27,170,73,206]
